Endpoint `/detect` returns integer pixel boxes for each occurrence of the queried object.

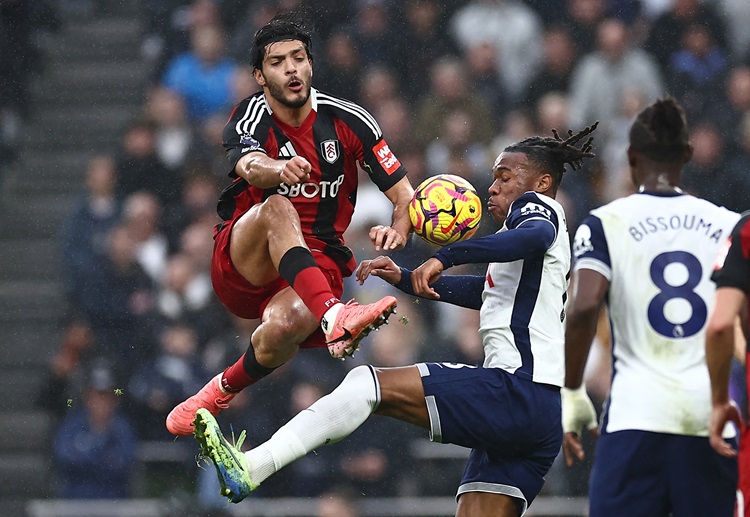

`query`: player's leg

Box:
[220,286,319,392]
[588,430,670,517]
[667,435,737,517]
[194,364,427,502]
[231,194,398,358]
[455,492,519,517]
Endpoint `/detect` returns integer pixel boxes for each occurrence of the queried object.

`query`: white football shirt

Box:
[573,191,740,436]
[480,192,570,387]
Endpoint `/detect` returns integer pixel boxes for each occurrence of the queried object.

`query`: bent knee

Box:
[253,318,313,365]
[258,194,297,219]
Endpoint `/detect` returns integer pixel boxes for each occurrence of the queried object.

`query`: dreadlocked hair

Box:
[629,97,689,162]
[503,121,599,191]
[251,10,314,70]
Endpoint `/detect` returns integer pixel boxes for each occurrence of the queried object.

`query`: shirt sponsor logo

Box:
[276,174,345,199]
[320,140,340,164]
[520,202,552,219]
[573,224,594,258]
[372,139,401,175]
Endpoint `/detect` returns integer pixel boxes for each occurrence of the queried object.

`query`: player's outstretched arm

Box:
[706,287,746,457]
[357,256,483,308]
[356,255,403,286]
[371,177,414,252]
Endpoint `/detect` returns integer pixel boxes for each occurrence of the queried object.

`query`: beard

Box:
[265,77,311,109]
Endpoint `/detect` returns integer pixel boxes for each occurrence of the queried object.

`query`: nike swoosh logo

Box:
[441,205,465,234]
[326,329,352,344]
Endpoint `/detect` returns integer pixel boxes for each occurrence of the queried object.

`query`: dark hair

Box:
[503,122,598,191]
[629,97,689,162]
[251,11,313,70]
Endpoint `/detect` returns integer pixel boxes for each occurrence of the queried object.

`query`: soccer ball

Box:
[409,174,482,246]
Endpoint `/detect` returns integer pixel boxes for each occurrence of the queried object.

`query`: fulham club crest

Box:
[320,140,340,164]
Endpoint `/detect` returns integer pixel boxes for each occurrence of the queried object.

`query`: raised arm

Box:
[369,176,414,252]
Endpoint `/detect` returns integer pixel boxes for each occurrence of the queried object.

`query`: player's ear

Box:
[253,67,266,87]
[535,173,553,193]
[627,146,637,167]
[682,144,693,165]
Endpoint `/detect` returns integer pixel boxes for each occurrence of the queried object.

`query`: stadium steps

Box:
[0,1,149,514]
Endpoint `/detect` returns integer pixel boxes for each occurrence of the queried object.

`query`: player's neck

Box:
[267,99,312,128]
[638,172,683,194]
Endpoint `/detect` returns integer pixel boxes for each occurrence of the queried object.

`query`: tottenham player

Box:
[166,12,414,436]
[563,98,739,516]
[191,124,599,516]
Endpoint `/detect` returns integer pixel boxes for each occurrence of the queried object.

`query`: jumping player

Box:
[563,98,739,516]
[166,12,414,436]
[707,212,750,516]
[192,124,599,517]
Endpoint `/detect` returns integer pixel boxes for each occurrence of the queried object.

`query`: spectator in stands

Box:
[162,173,220,247]
[371,98,413,156]
[425,107,490,182]
[128,321,210,440]
[719,0,750,63]
[666,23,729,123]
[37,315,97,417]
[390,0,458,104]
[60,155,121,312]
[644,0,728,72]
[567,18,663,138]
[145,86,195,174]
[143,0,223,74]
[358,64,400,114]
[78,224,154,367]
[724,113,750,213]
[116,119,182,209]
[315,29,362,102]
[450,0,543,102]
[464,41,509,119]
[562,0,607,55]
[413,56,496,147]
[162,23,239,121]
[155,249,226,342]
[708,65,750,151]
[121,190,170,284]
[523,26,578,110]
[0,0,59,116]
[682,120,742,212]
[349,0,392,66]
[53,360,136,499]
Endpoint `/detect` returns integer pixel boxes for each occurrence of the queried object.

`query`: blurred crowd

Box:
[30,0,750,510]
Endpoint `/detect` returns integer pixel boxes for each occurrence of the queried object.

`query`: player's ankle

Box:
[321,303,344,334]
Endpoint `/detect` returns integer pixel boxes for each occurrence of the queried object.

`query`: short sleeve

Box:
[712,214,750,292]
[573,214,612,281]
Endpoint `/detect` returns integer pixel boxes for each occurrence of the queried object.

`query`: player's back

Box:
[575,192,739,435]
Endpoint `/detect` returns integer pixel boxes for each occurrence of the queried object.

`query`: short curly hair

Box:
[250,11,314,70]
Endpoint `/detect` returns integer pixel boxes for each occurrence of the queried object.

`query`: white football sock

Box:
[320,303,344,334]
[244,365,380,484]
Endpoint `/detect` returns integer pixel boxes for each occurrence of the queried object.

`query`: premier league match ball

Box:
[409,174,482,246]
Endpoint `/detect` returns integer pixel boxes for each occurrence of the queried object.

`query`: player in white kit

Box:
[190,124,599,517]
[563,98,739,516]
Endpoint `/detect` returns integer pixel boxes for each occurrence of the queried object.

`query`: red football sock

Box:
[278,247,339,321]
[222,348,279,393]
